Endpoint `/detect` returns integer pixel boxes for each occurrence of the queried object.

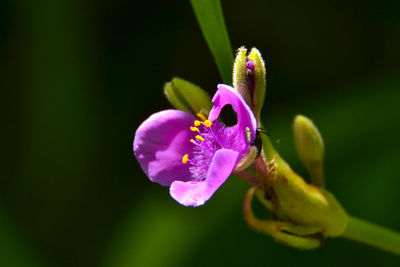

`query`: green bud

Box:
[164,77,212,115]
[272,165,348,237]
[293,115,325,187]
[244,187,323,249]
[232,47,266,119]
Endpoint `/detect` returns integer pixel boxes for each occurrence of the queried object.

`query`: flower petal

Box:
[133,110,197,186]
[209,84,257,153]
[169,149,239,206]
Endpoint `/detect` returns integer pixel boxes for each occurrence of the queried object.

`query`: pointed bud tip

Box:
[293,115,324,152]
[293,114,325,186]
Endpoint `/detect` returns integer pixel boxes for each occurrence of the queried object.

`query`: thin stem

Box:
[308,162,324,187]
[236,170,261,186]
[342,216,400,255]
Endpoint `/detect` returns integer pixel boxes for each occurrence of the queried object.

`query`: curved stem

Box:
[342,216,400,255]
[243,187,321,249]
[236,170,261,186]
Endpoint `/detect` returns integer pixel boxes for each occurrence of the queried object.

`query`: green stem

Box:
[342,216,400,255]
[308,163,324,187]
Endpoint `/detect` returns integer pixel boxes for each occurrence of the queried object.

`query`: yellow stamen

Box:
[195,135,205,142]
[194,120,202,126]
[196,113,207,121]
[182,154,189,164]
[190,139,195,144]
[204,120,212,128]
[190,126,199,132]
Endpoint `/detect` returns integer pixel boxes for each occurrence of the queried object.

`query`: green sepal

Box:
[248,48,266,119]
[293,115,325,187]
[163,77,212,115]
[233,47,251,105]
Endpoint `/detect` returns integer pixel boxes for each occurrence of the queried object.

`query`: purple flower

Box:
[133,84,257,206]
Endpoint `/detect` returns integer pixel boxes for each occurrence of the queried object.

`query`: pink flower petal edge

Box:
[169,149,239,206]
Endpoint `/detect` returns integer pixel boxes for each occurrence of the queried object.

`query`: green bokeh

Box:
[1,0,399,266]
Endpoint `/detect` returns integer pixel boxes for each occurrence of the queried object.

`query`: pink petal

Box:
[209,84,257,154]
[133,110,197,186]
[169,149,239,206]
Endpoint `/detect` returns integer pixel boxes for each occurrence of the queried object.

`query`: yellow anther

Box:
[204,120,212,128]
[190,126,199,132]
[190,139,195,143]
[196,113,207,121]
[195,135,205,142]
[194,120,202,126]
[182,154,189,164]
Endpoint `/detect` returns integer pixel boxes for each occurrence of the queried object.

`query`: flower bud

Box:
[293,115,325,187]
[272,168,348,237]
[164,77,212,115]
[244,187,323,249]
[233,47,266,119]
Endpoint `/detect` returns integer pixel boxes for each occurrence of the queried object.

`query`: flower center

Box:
[181,115,240,181]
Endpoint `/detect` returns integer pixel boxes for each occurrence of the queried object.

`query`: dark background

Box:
[1,0,400,266]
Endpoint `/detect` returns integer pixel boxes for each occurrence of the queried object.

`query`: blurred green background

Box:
[1,0,400,266]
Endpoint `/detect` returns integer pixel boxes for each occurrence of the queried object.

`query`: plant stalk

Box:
[342,216,400,255]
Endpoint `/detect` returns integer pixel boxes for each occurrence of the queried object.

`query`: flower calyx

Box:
[243,152,348,249]
[164,77,212,116]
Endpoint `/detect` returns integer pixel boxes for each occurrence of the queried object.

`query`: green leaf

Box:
[190,0,233,84]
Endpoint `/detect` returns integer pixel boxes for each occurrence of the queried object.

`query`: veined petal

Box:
[169,149,239,206]
[209,84,257,154]
[133,110,197,186]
